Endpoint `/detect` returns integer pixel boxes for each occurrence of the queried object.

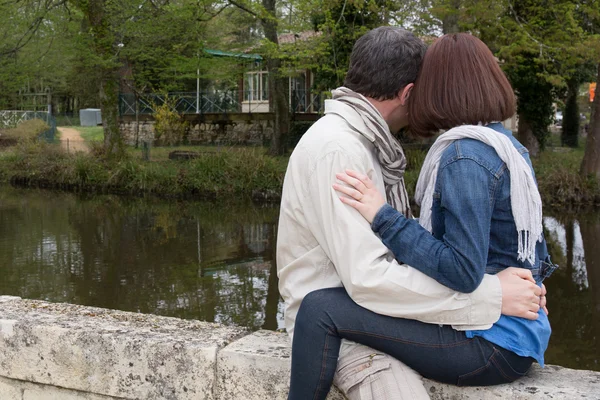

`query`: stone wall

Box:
[1,296,599,400]
[119,119,274,146]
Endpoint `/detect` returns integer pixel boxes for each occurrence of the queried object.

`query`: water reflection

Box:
[544,215,599,371]
[0,186,284,331]
[0,186,598,371]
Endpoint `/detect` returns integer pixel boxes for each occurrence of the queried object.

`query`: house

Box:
[205,30,323,115]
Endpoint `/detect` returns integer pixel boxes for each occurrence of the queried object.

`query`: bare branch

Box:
[227,0,262,21]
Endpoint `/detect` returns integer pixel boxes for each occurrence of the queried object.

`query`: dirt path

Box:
[58,127,89,153]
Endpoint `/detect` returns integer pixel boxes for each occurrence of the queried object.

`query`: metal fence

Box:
[0,110,56,142]
[119,90,326,117]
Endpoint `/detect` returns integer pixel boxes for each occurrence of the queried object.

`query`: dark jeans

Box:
[289,288,534,400]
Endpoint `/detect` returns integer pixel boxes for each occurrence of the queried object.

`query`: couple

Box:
[277,27,556,399]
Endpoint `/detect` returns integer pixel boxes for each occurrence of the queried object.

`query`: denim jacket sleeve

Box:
[371,158,496,293]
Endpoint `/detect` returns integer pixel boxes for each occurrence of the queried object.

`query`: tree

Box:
[562,77,581,147]
[579,0,600,180]
[69,0,126,156]
[581,64,600,177]
[225,0,291,156]
[309,0,394,91]
[490,0,586,155]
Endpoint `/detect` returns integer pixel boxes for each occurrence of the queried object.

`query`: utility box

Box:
[79,109,102,127]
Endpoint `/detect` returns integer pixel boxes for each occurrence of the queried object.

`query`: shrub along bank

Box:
[0,138,596,207]
[0,141,287,202]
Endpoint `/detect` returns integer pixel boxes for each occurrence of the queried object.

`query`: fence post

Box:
[142,140,150,161]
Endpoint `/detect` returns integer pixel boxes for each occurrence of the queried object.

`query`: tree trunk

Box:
[581,63,600,179]
[562,77,580,148]
[442,0,461,34]
[262,0,289,156]
[517,112,540,157]
[83,0,125,158]
[577,215,600,354]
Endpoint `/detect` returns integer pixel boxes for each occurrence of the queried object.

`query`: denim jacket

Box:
[371,123,555,365]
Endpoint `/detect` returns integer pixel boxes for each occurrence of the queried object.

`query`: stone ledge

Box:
[218,330,600,400]
[0,296,246,400]
[1,296,599,400]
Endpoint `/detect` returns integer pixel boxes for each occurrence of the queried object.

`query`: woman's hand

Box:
[333,169,387,223]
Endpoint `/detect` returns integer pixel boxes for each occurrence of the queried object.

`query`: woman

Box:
[287,33,556,399]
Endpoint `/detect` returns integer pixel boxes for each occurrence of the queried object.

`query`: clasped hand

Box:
[333,169,549,320]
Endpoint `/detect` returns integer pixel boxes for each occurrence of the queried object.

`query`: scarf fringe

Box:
[415,125,543,265]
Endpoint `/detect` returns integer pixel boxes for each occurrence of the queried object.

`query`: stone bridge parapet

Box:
[0,296,598,400]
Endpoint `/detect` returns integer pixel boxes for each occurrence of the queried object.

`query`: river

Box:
[0,186,597,372]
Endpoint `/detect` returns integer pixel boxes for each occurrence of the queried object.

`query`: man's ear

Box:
[398,83,414,106]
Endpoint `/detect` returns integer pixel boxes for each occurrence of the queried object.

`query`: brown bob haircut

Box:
[408,33,516,138]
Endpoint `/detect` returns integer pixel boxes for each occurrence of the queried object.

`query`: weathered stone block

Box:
[0,297,246,400]
[0,376,22,400]
[423,364,600,399]
[217,330,600,400]
[216,330,345,400]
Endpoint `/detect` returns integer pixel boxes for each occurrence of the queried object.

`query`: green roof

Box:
[204,49,262,60]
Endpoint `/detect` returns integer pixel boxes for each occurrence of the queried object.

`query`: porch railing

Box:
[119,90,326,116]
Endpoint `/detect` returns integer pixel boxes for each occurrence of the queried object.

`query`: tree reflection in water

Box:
[0,186,283,332]
[0,186,598,371]
[544,215,599,371]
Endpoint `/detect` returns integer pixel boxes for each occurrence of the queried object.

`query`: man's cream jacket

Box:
[276,100,503,347]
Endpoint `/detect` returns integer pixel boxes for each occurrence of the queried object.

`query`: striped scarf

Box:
[331,87,412,218]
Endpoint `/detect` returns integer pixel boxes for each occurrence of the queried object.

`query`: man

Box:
[277,26,544,399]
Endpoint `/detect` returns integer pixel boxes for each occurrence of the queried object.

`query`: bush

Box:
[153,96,188,146]
[0,119,49,143]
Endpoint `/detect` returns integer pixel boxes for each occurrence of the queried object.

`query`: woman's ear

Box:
[399,83,414,106]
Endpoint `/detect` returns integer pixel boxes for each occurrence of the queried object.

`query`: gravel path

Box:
[57,127,89,153]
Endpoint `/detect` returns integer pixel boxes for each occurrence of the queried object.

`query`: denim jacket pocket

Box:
[335,353,391,395]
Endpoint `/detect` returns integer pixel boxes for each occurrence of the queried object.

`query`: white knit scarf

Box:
[332,87,412,218]
[415,125,543,265]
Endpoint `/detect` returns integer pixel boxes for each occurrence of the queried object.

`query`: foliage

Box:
[0,141,287,201]
[0,119,50,143]
[152,97,189,146]
[76,126,105,143]
[308,0,395,91]
[505,55,556,150]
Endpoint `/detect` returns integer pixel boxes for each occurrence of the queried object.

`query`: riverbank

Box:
[0,295,598,400]
[0,139,596,206]
[0,140,287,202]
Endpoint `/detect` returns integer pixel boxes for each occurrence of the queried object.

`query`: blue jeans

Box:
[289,288,534,400]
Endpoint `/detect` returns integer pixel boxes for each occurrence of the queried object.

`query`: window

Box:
[244,71,269,102]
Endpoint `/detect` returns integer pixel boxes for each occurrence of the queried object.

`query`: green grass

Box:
[67,126,104,143]
[0,131,598,208]
[0,119,49,142]
[0,141,287,202]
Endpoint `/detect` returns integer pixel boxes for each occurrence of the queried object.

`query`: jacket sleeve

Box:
[371,158,494,293]
[302,149,502,327]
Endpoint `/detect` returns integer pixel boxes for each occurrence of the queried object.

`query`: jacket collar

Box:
[324,99,376,142]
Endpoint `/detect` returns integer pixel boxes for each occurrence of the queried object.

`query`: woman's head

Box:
[408,33,516,137]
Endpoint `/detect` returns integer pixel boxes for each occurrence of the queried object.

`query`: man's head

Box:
[344,27,426,131]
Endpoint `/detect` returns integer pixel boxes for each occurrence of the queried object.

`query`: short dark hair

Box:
[344,26,426,101]
[408,33,516,137]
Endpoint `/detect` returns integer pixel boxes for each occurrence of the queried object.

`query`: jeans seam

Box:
[490,352,513,382]
[313,327,334,400]
[458,357,492,384]
[493,348,530,377]
[337,329,472,348]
